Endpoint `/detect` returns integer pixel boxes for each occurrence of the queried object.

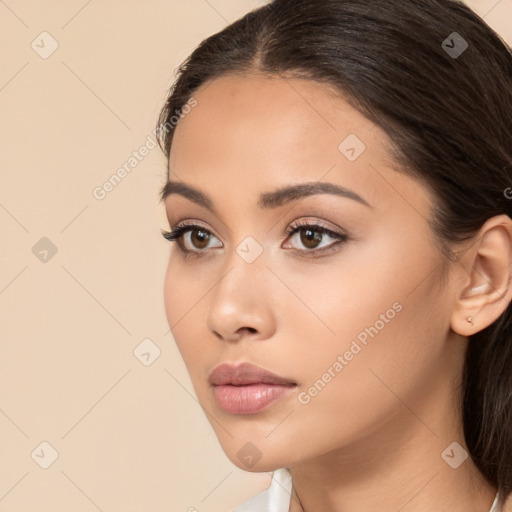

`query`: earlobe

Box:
[450,214,512,337]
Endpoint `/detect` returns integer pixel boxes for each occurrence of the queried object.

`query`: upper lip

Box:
[208,362,297,386]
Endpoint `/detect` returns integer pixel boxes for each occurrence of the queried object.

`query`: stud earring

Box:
[467,316,474,326]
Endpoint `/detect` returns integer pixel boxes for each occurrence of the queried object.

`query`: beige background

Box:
[0,1,511,511]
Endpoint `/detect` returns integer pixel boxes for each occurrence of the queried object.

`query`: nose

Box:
[206,254,277,343]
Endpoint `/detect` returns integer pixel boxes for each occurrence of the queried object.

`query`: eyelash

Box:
[161,219,349,259]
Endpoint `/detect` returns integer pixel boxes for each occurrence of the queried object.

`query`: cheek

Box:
[163,259,183,331]
[283,298,448,463]
[163,253,210,323]
[276,234,447,442]
[273,227,430,350]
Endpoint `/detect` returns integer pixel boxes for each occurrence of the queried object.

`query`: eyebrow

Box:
[160,179,372,213]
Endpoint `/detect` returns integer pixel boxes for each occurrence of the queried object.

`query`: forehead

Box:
[171,72,377,165]
[167,72,433,219]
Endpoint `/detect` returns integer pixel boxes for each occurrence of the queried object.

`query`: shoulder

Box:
[230,468,292,512]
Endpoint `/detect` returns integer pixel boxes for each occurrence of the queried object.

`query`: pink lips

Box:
[209,362,297,414]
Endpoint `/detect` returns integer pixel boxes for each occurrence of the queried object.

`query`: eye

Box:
[282,220,349,254]
[161,221,222,255]
[161,219,349,258]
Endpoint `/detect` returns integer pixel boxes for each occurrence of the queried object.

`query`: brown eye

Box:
[283,222,349,254]
[162,223,223,254]
[300,228,323,249]
[189,228,211,249]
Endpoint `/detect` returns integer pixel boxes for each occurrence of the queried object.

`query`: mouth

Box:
[208,362,297,414]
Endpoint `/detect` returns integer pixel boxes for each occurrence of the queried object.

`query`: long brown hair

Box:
[156,0,512,501]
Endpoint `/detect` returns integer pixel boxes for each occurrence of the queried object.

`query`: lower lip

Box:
[212,383,296,414]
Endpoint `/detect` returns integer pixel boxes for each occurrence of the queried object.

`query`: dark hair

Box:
[156,0,512,501]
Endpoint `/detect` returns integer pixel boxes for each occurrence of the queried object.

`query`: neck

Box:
[289,435,496,512]
[288,373,497,512]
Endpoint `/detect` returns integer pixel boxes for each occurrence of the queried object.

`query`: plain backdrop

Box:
[0,1,511,511]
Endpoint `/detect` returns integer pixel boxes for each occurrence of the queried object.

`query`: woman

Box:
[157,0,512,510]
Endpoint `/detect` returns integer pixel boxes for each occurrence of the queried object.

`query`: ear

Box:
[451,214,512,336]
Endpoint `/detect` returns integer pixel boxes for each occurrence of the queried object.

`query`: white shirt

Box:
[232,468,292,512]
[231,467,504,512]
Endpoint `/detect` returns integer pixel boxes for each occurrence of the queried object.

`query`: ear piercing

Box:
[467,316,474,326]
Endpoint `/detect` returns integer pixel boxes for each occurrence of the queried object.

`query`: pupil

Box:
[301,228,321,248]
[193,229,209,248]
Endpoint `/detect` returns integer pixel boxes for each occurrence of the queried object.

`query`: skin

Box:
[162,72,512,512]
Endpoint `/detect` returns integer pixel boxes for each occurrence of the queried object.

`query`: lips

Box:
[209,362,297,414]
[208,362,297,387]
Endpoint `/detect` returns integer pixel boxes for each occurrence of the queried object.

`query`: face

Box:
[163,72,457,472]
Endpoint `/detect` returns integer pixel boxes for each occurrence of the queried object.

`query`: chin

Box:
[228,454,284,473]
[216,437,297,473]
